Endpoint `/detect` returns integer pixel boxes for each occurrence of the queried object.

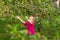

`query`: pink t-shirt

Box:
[24,21,36,35]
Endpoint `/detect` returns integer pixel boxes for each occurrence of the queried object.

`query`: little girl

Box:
[16,15,36,35]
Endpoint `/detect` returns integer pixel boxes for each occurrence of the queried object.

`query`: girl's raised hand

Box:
[15,16,25,23]
[16,16,20,19]
[25,16,28,19]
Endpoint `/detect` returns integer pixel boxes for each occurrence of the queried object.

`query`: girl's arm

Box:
[56,0,59,7]
[25,16,32,24]
[16,16,25,24]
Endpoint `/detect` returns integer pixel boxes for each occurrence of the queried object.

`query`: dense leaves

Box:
[0,0,60,40]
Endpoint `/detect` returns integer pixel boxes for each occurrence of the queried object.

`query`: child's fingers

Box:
[16,16,20,19]
[25,16,28,19]
[25,16,27,17]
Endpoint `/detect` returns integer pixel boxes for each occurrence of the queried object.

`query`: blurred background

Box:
[0,0,60,40]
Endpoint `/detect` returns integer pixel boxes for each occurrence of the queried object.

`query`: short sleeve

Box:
[24,22,28,25]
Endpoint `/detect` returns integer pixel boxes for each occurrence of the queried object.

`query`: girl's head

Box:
[29,15,35,23]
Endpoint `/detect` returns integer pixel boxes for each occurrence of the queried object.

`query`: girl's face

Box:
[29,16,34,22]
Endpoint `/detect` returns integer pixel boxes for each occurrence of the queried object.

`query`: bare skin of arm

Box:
[16,16,25,24]
[25,16,32,24]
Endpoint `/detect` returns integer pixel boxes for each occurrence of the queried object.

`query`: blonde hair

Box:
[30,15,35,21]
